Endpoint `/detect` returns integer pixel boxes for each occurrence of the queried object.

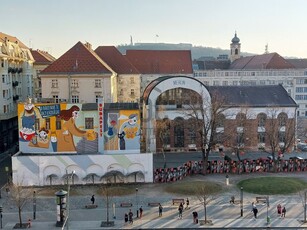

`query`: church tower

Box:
[230,32,241,62]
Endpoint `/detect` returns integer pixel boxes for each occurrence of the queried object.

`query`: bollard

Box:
[226,175,229,185]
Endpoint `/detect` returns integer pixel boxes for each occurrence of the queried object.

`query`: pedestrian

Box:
[281,206,286,218]
[186,198,190,209]
[91,195,95,204]
[128,209,133,224]
[124,213,128,224]
[139,206,143,218]
[251,202,258,219]
[178,203,183,219]
[195,211,198,224]
[277,204,282,217]
[158,203,163,217]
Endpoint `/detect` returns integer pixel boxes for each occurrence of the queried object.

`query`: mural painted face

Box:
[128,115,137,125]
[72,110,79,119]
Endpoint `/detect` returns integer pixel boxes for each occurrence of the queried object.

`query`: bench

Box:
[148,202,160,207]
[172,198,185,205]
[120,202,133,207]
[85,204,98,209]
[256,197,267,203]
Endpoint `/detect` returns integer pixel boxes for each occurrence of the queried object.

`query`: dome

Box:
[231,32,240,43]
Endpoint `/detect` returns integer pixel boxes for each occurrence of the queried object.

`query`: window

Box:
[85,118,94,129]
[213,81,219,86]
[72,95,79,103]
[237,132,244,145]
[257,113,266,127]
[2,75,4,83]
[130,89,135,96]
[278,113,287,126]
[130,77,135,84]
[258,132,265,143]
[95,79,101,88]
[222,81,228,86]
[119,89,123,96]
[56,117,61,130]
[53,95,59,103]
[3,105,8,113]
[51,79,58,88]
[46,118,51,130]
[278,132,285,142]
[71,79,79,88]
[95,94,101,103]
[174,117,184,147]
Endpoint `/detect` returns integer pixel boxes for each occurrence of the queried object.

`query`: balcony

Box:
[12,81,19,87]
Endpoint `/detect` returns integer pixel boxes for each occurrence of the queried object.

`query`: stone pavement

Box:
[2,173,307,229]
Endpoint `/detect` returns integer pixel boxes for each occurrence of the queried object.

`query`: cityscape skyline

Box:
[1,0,307,59]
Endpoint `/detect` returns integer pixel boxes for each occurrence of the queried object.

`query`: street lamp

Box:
[136,188,139,218]
[33,191,36,220]
[266,196,270,225]
[240,187,243,217]
[0,205,3,229]
[64,170,75,230]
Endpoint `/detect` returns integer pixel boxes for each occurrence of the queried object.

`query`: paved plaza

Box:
[1,172,307,229]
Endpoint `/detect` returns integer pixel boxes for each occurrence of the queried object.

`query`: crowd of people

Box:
[154,157,307,183]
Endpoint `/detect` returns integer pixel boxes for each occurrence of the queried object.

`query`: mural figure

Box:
[118,114,140,150]
[57,105,96,152]
[20,99,37,141]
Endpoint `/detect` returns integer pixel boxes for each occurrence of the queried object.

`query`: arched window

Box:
[235,49,238,55]
[257,113,267,127]
[174,117,184,148]
[278,113,288,126]
[236,113,246,127]
[216,114,225,128]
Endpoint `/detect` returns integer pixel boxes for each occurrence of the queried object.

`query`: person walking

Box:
[281,206,286,218]
[178,203,183,219]
[91,195,95,204]
[186,198,190,209]
[251,202,258,219]
[139,206,143,218]
[128,209,133,224]
[158,203,163,217]
[277,204,282,217]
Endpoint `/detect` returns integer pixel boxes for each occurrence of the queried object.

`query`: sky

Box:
[1,0,307,59]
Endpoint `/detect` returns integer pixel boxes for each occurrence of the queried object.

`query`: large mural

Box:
[18,99,97,153]
[18,100,140,154]
[104,110,140,152]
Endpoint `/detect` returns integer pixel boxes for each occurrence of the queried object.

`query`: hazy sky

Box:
[1,0,306,58]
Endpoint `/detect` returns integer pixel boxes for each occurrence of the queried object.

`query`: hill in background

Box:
[117,42,256,60]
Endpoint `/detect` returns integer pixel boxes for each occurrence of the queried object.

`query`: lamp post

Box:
[65,170,75,230]
[0,205,3,229]
[136,188,139,218]
[240,187,243,217]
[33,191,36,220]
[266,196,270,225]
[304,191,307,223]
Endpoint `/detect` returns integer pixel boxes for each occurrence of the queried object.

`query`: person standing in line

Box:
[277,204,282,217]
[128,209,133,224]
[281,206,286,218]
[139,206,143,218]
[186,198,190,209]
[158,203,163,217]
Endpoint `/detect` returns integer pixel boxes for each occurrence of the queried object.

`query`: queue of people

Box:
[154,157,307,183]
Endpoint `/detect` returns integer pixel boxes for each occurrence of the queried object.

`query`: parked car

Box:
[297,143,307,151]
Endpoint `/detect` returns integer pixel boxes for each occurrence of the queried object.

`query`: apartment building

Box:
[0,32,35,152]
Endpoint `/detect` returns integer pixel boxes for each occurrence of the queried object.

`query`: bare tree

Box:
[183,90,231,174]
[156,117,170,168]
[265,108,296,171]
[8,180,33,228]
[100,182,115,227]
[195,183,218,224]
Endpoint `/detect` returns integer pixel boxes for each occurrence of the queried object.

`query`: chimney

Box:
[84,42,92,50]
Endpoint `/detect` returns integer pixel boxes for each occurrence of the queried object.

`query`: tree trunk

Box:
[201,149,208,175]
[204,203,207,223]
[18,207,22,226]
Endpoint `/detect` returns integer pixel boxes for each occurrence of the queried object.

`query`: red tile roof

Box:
[30,49,56,65]
[41,42,111,74]
[125,50,193,74]
[95,46,139,74]
[0,32,28,49]
[230,53,295,69]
